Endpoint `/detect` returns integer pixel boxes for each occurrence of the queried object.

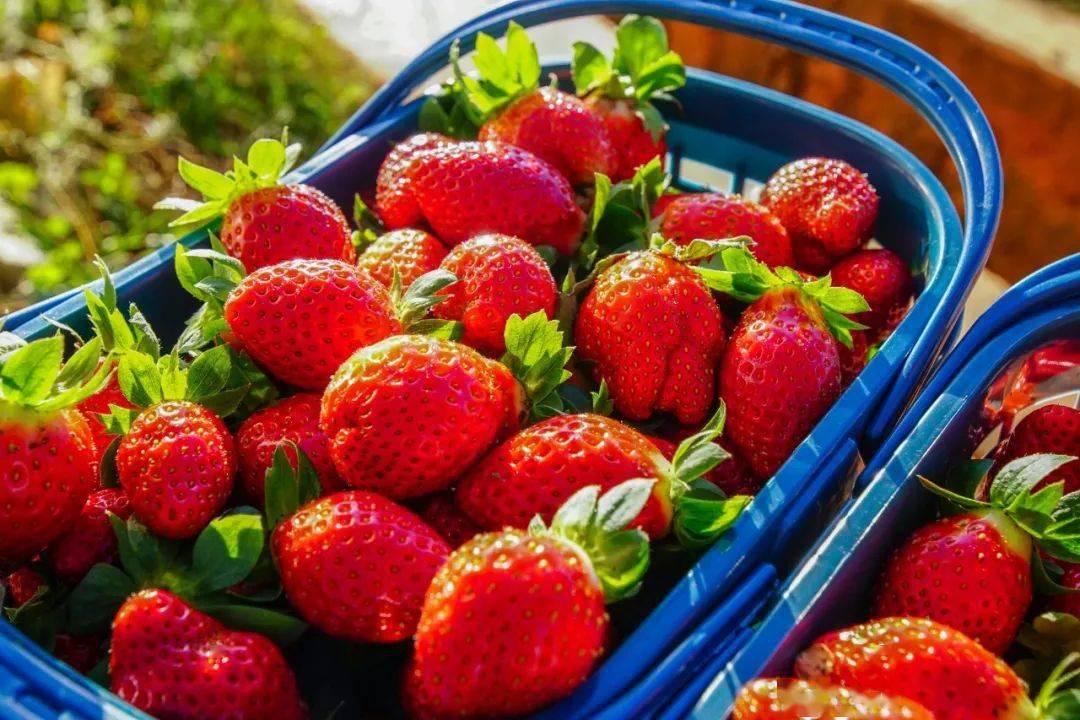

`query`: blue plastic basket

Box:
[0,1,1000,718]
[671,252,1080,719]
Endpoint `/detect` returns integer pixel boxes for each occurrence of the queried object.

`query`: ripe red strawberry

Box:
[831,248,912,339]
[375,135,585,256]
[53,633,102,674]
[654,193,794,268]
[418,493,481,548]
[572,15,686,181]
[0,335,108,565]
[356,228,448,289]
[456,409,749,546]
[697,249,867,478]
[77,374,131,465]
[116,401,236,540]
[576,248,727,425]
[1051,562,1080,617]
[480,87,615,186]
[760,158,880,273]
[839,329,871,386]
[47,488,131,583]
[874,454,1078,653]
[159,136,354,271]
[733,678,934,720]
[993,404,1080,494]
[3,567,44,606]
[111,589,306,720]
[404,482,652,719]
[796,617,1032,720]
[273,490,449,643]
[320,313,571,500]
[433,234,557,355]
[236,393,341,505]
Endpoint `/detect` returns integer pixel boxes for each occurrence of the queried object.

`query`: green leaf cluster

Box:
[0,333,111,414]
[578,157,670,269]
[501,311,575,421]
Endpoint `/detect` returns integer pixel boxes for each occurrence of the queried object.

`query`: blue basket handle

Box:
[322,0,1001,446]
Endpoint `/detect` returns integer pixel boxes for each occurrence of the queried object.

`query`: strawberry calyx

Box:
[0,332,111,418]
[500,310,575,421]
[1015,613,1080,708]
[1031,652,1080,720]
[696,247,871,348]
[351,195,386,253]
[663,402,753,548]
[262,442,322,531]
[155,133,303,228]
[571,15,686,141]
[528,480,653,603]
[388,267,463,340]
[578,157,670,269]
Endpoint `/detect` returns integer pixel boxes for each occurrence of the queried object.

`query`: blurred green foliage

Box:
[0,0,375,311]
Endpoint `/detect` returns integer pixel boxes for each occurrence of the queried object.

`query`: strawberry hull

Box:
[0,1,998,718]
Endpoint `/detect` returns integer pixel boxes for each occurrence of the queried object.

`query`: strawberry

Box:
[110,589,307,720]
[235,393,341,506]
[874,454,1079,653]
[3,567,45,606]
[77,374,131,466]
[796,617,1033,720]
[572,15,686,181]
[320,312,570,500]
[839,329,871,386]
[52,633,102,674]
[732,678,934,720]
[158,136,354,271]
[47,488,131,583]
[403,482,653,719]
[272,490,450,642]
[760,158,880,273]
[374,135,585,256]
[116,400,236,540]
[1051,562,1080,617]
[993,404,1080,494]
[433,233,557,356]
[0,334,109,565]
[654,428,764,497]
[697,248,869,478]
[479,87,616,186]
[418,493,481,549]
[654,193,795,268]
[456,407,751,546]
[831,248,912,339]
[356,229,448,289]
[575,242,729,425]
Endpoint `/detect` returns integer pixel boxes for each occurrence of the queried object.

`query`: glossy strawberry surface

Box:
[357,229,448,289]
[77,374,131,466]
[48,488,132,583]
[587,97,666,182]
[733,678,934,720]
[417,493,481,549]
[993,404,1080,494]
[831,248,912,339]
[656,193,794,268]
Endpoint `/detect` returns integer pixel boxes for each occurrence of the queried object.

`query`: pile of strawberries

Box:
[732,354,1080,719]
[0,16,916,720]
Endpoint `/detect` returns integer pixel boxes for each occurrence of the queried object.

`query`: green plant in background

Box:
[0,0,376,312]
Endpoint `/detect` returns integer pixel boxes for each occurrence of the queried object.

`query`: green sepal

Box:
[500,311,574,421]
[918,474,992,511]
[67,564,137,635]
[263,442,323,530]
[670,403,730,486]
[109,513,179,588]
[578,159,669,269]
[391,268,458,328]
[99,405,141,436]
[532,481,653,603]
[192,599,307,647]
[695,247,870,348]
[1016,613,1080,693]
[650,233,750,264]
[0,333,111,412]
[1034,652,1080,719]
[591,380,613,416]
[0,331,27,363]
[1033,553,1080,597]
[98,435,122,488]
[83,256,160,359]
[183,510,266,596]
[351,195,385,252]
[157,133,302,228]
[409,319,465,341]
[5,580,65,650]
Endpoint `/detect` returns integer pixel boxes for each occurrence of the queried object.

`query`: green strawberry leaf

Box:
[501,311,574,421]
[157,352,188,401]
[670,403,729,485]
[177,157,234,200]
[674,482,752,549]
[1016,612,1080,691]
[0,331,26,363]
[117,350,163,407]
[98,435,121,488]
[591,380,613,416]
[651,234,750,264]
[56,336,103,389]
[409,319,465,341]
[196,601,307,647]
[197,385,251,419]
[1035,653,1080,717]
[418,74,483,140]
[110,514,178,588]
[918,474,991,510]
[392,268,457,328]
[0,334,64,405]
[351,195,384,251]
[185,344,232,400]
[222,347,279,419]
[100,405,140,437]
[67,564,136,635]
[614,16,670,81]
[188,510,266,596]
[578,158,668,269]
[264,442,323,530]
[571,42,614,95]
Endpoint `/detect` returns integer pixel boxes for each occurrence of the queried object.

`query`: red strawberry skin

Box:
[225,259,402,390]
[0,408,97,564]
[586,97,666,182]
[53,633,102,674]
[1051,562,1080,617]
[456,414,672,539]
[221,183,355,272]
[320,335,523,500]
[357,229,448,289]
[993,404,1080,494]
[872,510,1032,654]
[656,193,795,269]
[839,329,870,386]
[48,488,132,583]
[576,251,727,425]
[733,678,934,720]
[404,529,607,719]
[831,249,912,339]
[433,234,558,356]
[236,393,342,506]
[418,493,481,549]
[116,402,236,540]
[479,87,616,186]
[719,287,842,478]
[3,567,44,606]
[375,134,586,256]
[77,374,131,466]
[272,490,450,643]
[760,158,879,273]
[797,617,1030,720]
[111,589,306,720]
